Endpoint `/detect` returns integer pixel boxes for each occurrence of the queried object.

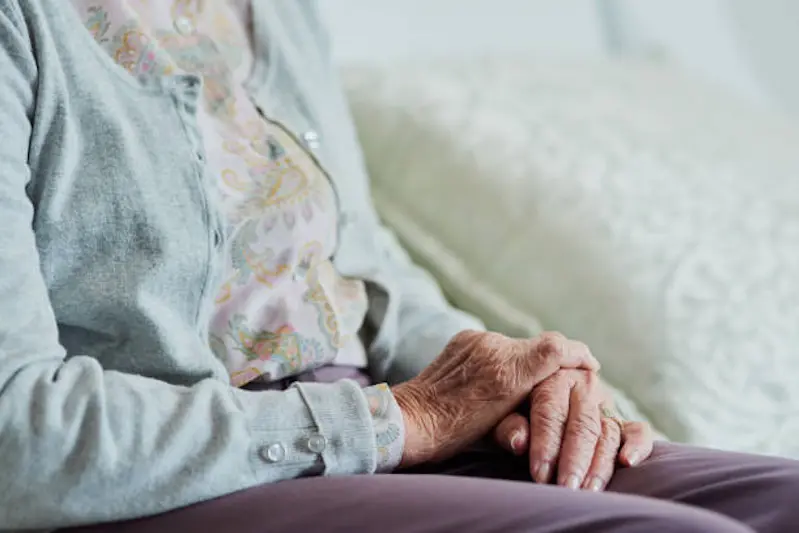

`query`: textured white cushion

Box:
[344,59,799,457]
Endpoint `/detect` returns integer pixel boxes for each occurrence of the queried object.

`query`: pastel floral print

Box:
[117,28,165,77]
[364,384,405,472]
[223,317,327,386]
[82,7,173,79]
[170,0,200,24]
[228,220,293,288]
[72,0,404,472]
[303,265,344,351]
[85,6,111,41]
[159,32,237,116]
[220,119,331,225]
[72,0,370,384]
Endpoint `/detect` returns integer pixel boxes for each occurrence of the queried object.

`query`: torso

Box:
[68,0,369,385]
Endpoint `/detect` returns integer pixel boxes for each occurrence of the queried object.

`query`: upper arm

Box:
[0,1,65,375]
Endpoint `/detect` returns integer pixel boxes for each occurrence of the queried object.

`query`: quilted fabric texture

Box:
[343,58,799,457]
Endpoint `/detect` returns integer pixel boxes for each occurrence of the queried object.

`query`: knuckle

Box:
[532,375,568,398]
[568,369,596,391]
[573,341,591,357]
[539,331,564,343]
[601,419,623,447]
[536,333,564,359]
[531,387,568,411]
[582,367,600,387]
[623,421,644,436]
[536,425,565,447]
[625,421,653,441]
[536,340,557,358]
[567,415,602,441]
[572,378,600,403]
[532,404,569,428]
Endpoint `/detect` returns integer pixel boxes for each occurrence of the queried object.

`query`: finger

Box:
[583,416,623,491]
[566,341,601,372]
[619,421,655,467]
[557,374,602,490]
[536,333,600,374]
[528,373,570,484]
[494,413,530,456]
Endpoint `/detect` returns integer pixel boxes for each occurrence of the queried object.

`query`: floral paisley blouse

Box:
[70,0,403,470]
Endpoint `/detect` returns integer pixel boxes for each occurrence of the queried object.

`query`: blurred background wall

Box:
[321,0,799,117]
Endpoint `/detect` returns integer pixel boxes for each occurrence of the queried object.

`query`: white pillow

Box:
[344,58,799,457]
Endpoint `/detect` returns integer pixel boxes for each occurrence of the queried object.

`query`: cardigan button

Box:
[306,434,327,454]
[260,443,286,463]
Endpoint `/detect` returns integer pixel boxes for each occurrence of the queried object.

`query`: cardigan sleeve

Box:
[0,5,382,530]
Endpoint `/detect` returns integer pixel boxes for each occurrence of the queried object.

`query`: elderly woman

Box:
[0,1,796,532]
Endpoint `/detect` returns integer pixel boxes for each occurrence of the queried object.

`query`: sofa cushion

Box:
[344,58,799,457]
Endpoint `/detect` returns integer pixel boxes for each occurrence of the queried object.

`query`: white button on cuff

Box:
[307,434,327,454]
[260,443,286,463]
[174,17,195,36]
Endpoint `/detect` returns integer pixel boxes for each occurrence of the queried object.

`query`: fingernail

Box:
[626,451,640,467]
[588,477,604,492]
[564,474,581,490]
[510,433,524,455]
[534,461,551,484]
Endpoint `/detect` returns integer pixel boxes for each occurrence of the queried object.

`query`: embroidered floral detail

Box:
[211,6,247,71]
[214,280,233,304]
[303,268,343,351]
[363,384,405,472]
[116,28,165,78]
[228,219,291,287]
[218,122,332,225]
[70,0,369,379]
[85,6,111,42]
[221,168,248,192]
[230,366,264,388]
[222,149,325,221]
[225,316,327,386]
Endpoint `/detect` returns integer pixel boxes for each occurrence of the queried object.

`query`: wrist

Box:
[392,381,434,468]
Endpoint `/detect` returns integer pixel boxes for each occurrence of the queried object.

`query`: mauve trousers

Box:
[66,367,799,533]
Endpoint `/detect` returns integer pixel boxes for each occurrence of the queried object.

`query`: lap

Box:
[609,442,799,531]
[65,442,799,533]
[67,469,744,533]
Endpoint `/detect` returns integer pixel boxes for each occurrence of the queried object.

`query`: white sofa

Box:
[343,58,799,458]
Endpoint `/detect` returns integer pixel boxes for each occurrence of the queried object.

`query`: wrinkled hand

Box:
[494,368,654,491]
[393,331,600,469]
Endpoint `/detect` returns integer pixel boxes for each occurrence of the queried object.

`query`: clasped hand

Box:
[393,331,653,490]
